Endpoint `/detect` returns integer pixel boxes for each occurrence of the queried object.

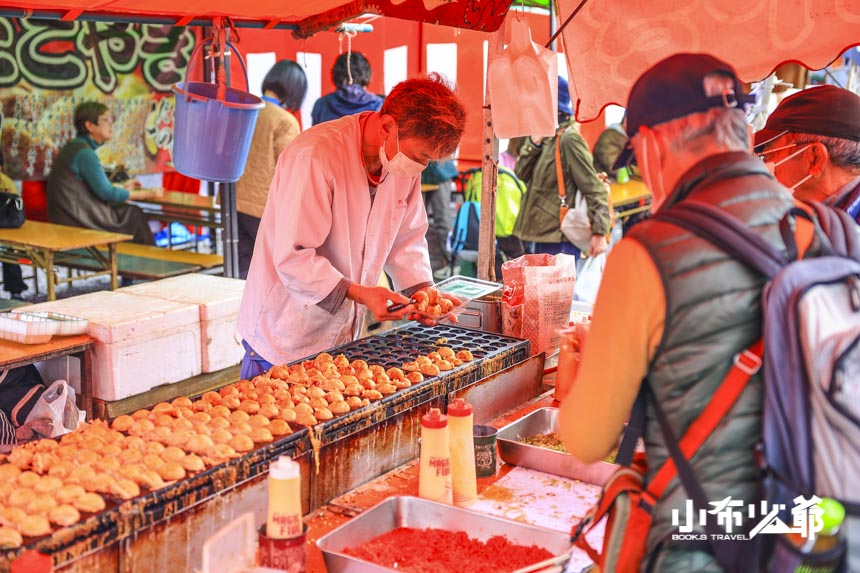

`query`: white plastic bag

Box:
[560,192,591,251]
[18,380,83,439]
[573,252,606,305]
[488,18,558,139]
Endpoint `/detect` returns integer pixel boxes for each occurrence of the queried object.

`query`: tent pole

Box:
[477,28,504,282]
[219,25,240,279]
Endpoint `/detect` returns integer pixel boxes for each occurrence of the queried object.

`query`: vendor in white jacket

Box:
[238,74,468,377]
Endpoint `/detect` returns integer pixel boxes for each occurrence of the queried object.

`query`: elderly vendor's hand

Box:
[347,284,412,322]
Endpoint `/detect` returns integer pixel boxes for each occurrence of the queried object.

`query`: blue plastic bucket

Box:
[172,40,264,183]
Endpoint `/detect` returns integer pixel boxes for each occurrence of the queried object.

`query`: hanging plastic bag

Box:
[501,253,577,356]
[573,252,606,305]
[16,380,83,440]
[488,18,558,139]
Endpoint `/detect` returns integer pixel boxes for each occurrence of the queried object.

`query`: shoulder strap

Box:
[806,201,860,260]
[555,128,569,203]
[649,339,763,573]
[656,200,789,279]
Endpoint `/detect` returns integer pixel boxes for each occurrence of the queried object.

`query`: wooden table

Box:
[130,190,221,249]
[0,222,132,300]
[0,334,95,419]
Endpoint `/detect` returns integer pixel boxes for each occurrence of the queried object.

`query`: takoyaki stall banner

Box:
[0,18,195,180]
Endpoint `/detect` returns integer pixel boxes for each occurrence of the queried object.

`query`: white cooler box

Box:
[121,273,245,373]
[19,291,201,401]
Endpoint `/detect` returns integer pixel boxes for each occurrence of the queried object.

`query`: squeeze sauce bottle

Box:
[447,399,478,507]
[266,455,303,539]
[418,408,453,504]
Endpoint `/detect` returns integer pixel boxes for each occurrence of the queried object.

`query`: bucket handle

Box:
[181,37,251,103]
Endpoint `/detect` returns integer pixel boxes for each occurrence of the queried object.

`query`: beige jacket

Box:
[236,102,300,218]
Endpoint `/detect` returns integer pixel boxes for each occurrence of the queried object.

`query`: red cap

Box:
[422,408,448,429]
[447,399,472,417]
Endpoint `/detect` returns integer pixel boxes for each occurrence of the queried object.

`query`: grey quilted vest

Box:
[629,152,805,571]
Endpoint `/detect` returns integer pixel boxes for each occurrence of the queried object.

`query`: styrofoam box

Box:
[18,291,202,401]
[120,274,245,373]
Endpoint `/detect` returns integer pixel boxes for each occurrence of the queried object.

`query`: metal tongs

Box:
[386,299,417,313]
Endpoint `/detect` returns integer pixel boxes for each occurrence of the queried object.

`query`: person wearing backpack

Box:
[754,85,860,223]
[557,54,826,572]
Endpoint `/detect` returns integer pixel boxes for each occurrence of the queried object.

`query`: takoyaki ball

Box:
[18,515,52,537]
[0,507,26,528]
[8,447,33,469]
[101,443,123,458]
[230,422,253,436]
[294,412,318,427]
[208,428,232,445]
[73,492,106,513]
[268,419,292,437]
[145,426,173,443]
[165,429,191,448]
[324,390,344,404]
[154,414,175,428]
[110,478,141,500]
[67,465,96,486]
[161,446,186,463]
[0,482,13,503]
[172,396,193,409]
[293,402,314,416]
[185,434,215,455]
[157,461,186,481]
[7,488,35,508]
[128,419,155,437]
[240,390,259,402]
[392,378,412,390]
[427,352,442,363]
[209,405,232,419]
[49,504,81,527]
[369,365,386,377]
[289,370,309,384]
[350,359,368,372]
[27,495,58,515]
[308,397,329,410]
[30,452,52,475]
[152,402,175,416]
[124,436,147,451]
[111,414,134,432]
[95,457,121,475]
[0,462,22,480]
[420,363,441,376]
[373,374,392,386]
[221,395,241,410]
[450,357,463,367]
[145,441,166,455]
[33,475,63,495]
[362,389,383,401]
[345,396,364,410]
[248,415,270,429]
[258,393,277,405]
[319,363,340,379]
[456,349,474,361]
[237,380,255,393]
[416,356,432,367]
[406,371,425,384]
[180,454,205,473]
[357,369,374,381]
[209,416,231,430]
[192,400,211,413]
[377,383,398,396]
[386,367,406,381]
[338,365,357,377]
[314,352,334,365]
[269,364,290,380]
[329,401,350,415]
[314,407,334,422]
[250,427,274,444]
[228,435,254,453]
[402,361,419,372]
[17,471,40,488]
[131,409,152,421]
[201,391,222,405]
[277,408,297,423]
[190,412,212,425]
[141,453,165,472]
[0,526,23,549]
[437,360,453,371]
[55,484,86,505]
[333,354,350,368]
[360,378,377,390]
[307,386,326,399]
[207,443,239,464]
[438,347,455,360]
[219,384,240,397]
[229,410,251,425]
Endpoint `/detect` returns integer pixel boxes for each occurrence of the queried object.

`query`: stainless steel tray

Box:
[497,407,617,486]
[317,496,572,573]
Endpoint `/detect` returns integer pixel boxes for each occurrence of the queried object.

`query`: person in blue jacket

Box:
[311,52,385,125]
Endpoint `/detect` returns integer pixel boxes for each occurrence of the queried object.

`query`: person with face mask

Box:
[237,74,467,377]
[235,59,308,279]
[556,54,820,572]
[754,85,860,222]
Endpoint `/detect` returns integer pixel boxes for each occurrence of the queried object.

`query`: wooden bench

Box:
[62,243,222,281]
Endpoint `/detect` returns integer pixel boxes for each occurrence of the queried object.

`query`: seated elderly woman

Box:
[46,102,155,244]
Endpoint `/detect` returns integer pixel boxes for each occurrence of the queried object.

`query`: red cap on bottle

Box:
[422,408,448,429]
[447,399,472,417]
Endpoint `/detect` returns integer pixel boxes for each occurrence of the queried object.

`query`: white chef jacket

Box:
[237,113,434,365]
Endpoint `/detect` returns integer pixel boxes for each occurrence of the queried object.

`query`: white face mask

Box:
[379,125,426,178]
[762,143,813,193]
